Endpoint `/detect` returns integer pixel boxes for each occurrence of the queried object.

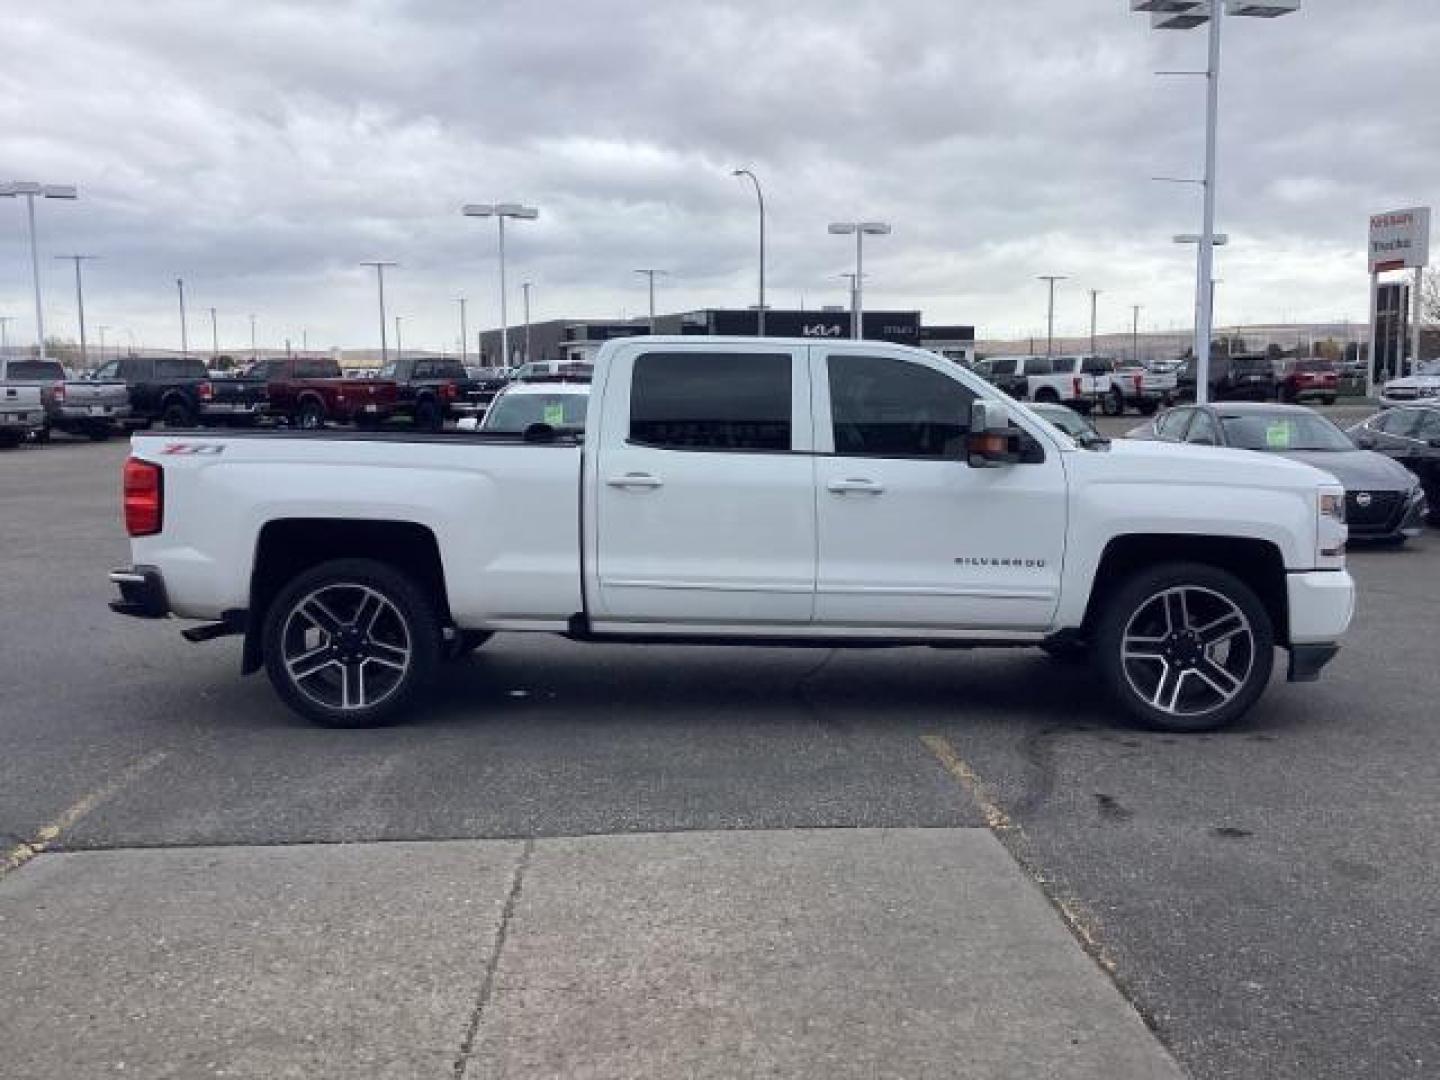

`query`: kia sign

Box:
[1369,207,1430,273]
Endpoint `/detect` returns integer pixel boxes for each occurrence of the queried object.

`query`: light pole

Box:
[360,261,397,367]
[1,315,16,357]
[2,182,79,359]
[521,283,533,363]
[634,269,667,332]
[462,202,539,368]
[828,221,891,340]
[97,325,109,364]
[455,298,468,367]
[176,278,189,360]
[249,314,257,362]
[1089,288,1102,357]
[394,315,403,361]
[209,306,219,362]
[1132,305,1142,366]
[731,169,766,334]
[1037,275,1067,357]
[54,254,97,368]
[1133,0,1300,404]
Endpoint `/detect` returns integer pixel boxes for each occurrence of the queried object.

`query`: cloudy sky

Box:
[2,0,1437,356]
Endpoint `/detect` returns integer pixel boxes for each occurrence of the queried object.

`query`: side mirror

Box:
[966,399,1021,468]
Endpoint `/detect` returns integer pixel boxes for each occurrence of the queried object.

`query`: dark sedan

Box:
[1128,402,1428,543]
[1347,405,1440,525]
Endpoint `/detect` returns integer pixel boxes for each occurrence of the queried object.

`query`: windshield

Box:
[1219,412,1353,452]
[1036,406,1091,439]
[7,360,65,380]
[481,391,588,433]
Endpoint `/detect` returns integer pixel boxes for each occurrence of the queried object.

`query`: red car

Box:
[1275,359,1339,405]
[246,356,399,429]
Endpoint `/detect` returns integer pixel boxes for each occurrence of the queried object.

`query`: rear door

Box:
[811,348,1067,631]
[591,344,815,627]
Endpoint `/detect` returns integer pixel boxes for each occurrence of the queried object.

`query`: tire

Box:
[263,558,442,727]
[162,401,194,428]
[1321,395,1336,406]
[0,431,21,450]
[445,629,494,661]
[1092,561,1274,733]
[1100,388,1125,417]
[1034,387,1060,404]
[414,397,443,432]
[87,427,111,442]
[1137,400,1160,417]
[33,425,51,444]
[296,398,326,430]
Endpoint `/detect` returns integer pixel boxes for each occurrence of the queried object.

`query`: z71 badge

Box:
[161,443,225,455]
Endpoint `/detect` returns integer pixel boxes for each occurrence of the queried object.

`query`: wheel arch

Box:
[1080,533,1289,646]
[242,518,451,674]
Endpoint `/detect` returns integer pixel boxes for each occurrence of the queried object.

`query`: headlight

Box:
[1317,486,1347,563]
[1319,491,1345,522]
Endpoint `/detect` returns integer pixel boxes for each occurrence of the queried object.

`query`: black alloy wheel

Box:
[296,399,326,430]
[1093,562,1274,732]
[263,558,441,727]
[162,401,194,428]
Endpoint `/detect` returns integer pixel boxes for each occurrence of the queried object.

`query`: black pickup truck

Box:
[378,355,501,430]
[91,355,268,427]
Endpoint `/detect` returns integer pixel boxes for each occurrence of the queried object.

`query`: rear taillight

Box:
[1133,373,1144,394]
[123,457,163,537]
[52,381,66,405]
[1073,377,1084,398]
[198,380,214,402]
[442,381,458,400]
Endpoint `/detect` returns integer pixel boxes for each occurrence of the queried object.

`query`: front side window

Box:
[1156,409,1193,440]
[630,352,791,451]
[1416,410,1440,440]
[296,358,340,378]
[1024,356,1056,376]
[93,360,120,380]
[1376,409,1424,438]
[828,354,974,459]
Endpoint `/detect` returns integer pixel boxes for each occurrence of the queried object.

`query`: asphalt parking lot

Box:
[2,426,1437,1079]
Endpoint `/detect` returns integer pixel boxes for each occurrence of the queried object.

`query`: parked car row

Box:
[973,354,1172,416]
[0,353,546,448]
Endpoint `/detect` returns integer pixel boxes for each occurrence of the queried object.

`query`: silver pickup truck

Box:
[0,382,45,448]
[0,358,132,441]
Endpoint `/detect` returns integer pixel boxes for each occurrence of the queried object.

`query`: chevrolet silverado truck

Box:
[0,357,132,440]
[0,382,44,447]
[109,336,1355,733]
[251,355,398,429]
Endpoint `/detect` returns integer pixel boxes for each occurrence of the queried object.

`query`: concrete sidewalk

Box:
[0,829,1183,1079]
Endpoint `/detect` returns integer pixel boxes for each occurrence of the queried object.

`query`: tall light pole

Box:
[1,315,16,357]
[97,325,109,364]
[176,278,189,360]
[54,254,97,368]
[462,202,539,368]
[1088,288,1102,357]
[209,306,219,362]
[828,221,891,340]
[394,315,403,361]
[249,314,257,362]
[1133,1,1300,403]
[1037,275,1067,357]
[2,182,79,359]
[1132,305,1143,366]
[455,298,468,367]
[521,282,534,363]
[634,269,667,332]
[360,261,397,366]
[731,169,766,334]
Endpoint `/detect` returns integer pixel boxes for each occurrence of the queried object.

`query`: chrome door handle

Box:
[606,472,663,489]
[826,477,884,494]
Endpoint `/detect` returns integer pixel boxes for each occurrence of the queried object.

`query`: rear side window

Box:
[828,354,974,459]
[296,358,340,378]
[155,358,207,378]
[1082,357,1114,375]
[1024,357,1056,376]
[630,352,791,451]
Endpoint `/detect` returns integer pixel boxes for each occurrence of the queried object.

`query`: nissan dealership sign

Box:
[1369,206,1431,272]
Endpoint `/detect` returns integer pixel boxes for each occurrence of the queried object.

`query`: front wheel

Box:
[162,401,194,428]
[1092,562,1274,733]
[263,558,442,727]
[1100,389,1125,417]
[1137,400,1160,416]
[414,397,444,432]
[295,399,326,430]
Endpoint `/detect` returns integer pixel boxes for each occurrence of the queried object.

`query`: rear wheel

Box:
[0,431,21,450]
[33,425,51,444]
[162,401,194,428]
[296,398,326,430]
[1100,388,1125,417]
[1137,400,1160,416]
[414,397,444,432]
[1321,395,1337,406]
[263,558,441,727]
[1093,562,1274,733]
[86,426,111,442]
[1034,387,1060,404]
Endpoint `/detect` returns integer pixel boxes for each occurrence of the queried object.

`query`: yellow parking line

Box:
[919,734,1117,976]
[0,750,169,878]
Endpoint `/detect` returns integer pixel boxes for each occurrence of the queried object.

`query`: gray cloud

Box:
[2,0,1436,355]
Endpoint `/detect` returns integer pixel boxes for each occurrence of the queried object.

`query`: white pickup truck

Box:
[109,336,1355,732]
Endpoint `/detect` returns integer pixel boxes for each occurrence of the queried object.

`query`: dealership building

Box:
[476,308,975,367]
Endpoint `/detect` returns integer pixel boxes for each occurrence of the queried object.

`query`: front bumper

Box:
[1286,569,1355,647]
[109,566,170,618]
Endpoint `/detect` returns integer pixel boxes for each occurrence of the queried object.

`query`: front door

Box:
[811,348,1067,631]
[592,344,815,627]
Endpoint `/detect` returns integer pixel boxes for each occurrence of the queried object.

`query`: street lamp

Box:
[521,283,534,363]
[249,314,257,362]
[360,261,397,367]
[455,298,468,367]
[0,315,16,357]
[176,278,189,360]
[731,169,766,334]
[55,254,98,368]
[1132,305,1143,366]
[828,221,891,340]
[1037,275,1067,357]
[2,181,78,359]
[394,315,404,361]
[1130,0,1300,404]
[462,202,538,368]
[634,269,668,332]
[1088,288,1102,358]
[209,306,219,363]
